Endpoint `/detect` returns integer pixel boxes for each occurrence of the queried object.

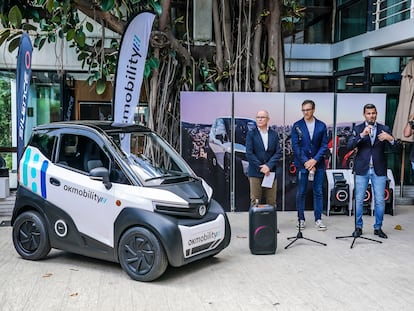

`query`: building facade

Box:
[1,0,414,187]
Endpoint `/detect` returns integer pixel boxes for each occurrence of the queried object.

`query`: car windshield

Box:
[108,131,196,185]
[223,118,256,146]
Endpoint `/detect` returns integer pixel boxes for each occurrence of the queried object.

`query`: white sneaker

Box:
[315,219,327,231]
[296,220,305,230]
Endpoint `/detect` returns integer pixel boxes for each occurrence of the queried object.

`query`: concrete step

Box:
[0,190,15,217]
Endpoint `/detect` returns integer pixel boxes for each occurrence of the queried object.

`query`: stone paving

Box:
[1,193,414,310]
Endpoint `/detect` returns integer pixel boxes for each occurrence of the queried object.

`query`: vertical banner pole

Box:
[400,143,405,197]
[230,92,235,212]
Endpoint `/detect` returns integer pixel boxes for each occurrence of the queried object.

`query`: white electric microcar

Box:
[12,121,231,281]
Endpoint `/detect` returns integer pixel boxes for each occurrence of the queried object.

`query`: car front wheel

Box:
[118,227,168,282]
[12,211,51,260]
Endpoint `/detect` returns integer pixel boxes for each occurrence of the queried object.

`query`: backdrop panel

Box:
[284,93,335,211]
[335,93,386,169]
[180,92,386,213]
[233,92,285,211]
[180,92,232,211]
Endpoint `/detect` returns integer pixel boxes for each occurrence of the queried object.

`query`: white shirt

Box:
[259,129,268,151]
[305,119,315,139]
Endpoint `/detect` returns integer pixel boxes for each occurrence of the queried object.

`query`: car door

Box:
[46,132,119,247]
[208,118,229,169]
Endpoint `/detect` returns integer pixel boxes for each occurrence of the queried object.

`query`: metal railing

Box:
[373,0,414,30]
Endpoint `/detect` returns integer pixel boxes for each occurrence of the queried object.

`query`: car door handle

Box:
[50,177,60,186]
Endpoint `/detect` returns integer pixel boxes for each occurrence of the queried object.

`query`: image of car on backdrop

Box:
[12,121,231,282]
[326,125,356,169]
[207,117,257,211]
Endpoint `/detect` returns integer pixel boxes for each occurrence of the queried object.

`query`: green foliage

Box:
[8,5,22,28]
[0,74,12,168]
[195,59,217,92]
[0,1,162,94]
[258,58,277,90]
[144,56,160,78]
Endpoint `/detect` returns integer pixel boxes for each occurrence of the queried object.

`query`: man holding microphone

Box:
[347,103,396,239]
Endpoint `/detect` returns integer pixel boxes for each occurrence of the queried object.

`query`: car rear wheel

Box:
[12,211,51,260]
[118,227,168,282]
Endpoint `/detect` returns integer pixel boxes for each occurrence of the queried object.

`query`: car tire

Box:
[118,227,168,282]
[12,211,51,260]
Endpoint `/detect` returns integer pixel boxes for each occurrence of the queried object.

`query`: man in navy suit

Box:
[246,110,282,208]
[347,103,396,239]
[291,99,329,231]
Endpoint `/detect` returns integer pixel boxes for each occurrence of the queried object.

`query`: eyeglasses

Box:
[301,109,313,112]
[256,116,268,119]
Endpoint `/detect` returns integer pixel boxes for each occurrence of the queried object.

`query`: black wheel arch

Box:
[12,187,52,231]
[114,208,182,266]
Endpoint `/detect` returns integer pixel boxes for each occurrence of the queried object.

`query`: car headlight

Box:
[198,205,207,217]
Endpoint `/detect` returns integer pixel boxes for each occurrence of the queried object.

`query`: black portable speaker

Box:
[249,205,277,255]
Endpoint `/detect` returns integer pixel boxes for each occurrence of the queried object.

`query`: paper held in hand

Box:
[261,172,275,188]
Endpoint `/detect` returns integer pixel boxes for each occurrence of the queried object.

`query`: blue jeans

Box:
[296,168,324,221]
[355,167,386,230]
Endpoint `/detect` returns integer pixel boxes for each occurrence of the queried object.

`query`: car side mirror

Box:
[89,167,112,190]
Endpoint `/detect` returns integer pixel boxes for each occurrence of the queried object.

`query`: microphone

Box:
[368,121,375,138]
[295,126,303,140]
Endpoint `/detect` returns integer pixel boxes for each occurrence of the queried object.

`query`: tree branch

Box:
[76,0,125,34]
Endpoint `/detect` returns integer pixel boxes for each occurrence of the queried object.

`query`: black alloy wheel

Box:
[118,227,168,282]
[12,211,51,260]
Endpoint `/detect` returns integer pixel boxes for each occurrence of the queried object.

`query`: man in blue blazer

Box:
[246,110,282,208]
[347,103,396,239]
[291,99,329,231]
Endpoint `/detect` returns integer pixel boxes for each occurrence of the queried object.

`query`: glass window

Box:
[30,131,57,160]
[337,52,364,71]
[377,0,411,28]
[79,102,112,120]
[285,77,333,92]
[285,1,333,44]
[335,0,368,41]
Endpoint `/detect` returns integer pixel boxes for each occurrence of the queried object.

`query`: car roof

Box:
[33,121,152,135]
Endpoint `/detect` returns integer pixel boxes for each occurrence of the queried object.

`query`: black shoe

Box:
[374,229,388,239]
[353,227,363,237]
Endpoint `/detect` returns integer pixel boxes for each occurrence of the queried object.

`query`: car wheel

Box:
[12,211,51,260]
[118,227,168,282]
[207,148,218,174]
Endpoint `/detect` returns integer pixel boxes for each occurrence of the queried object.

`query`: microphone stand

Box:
[285,218,327,249]
[336,170,382,248]
[285,174,327,249]
[286,127,326,249]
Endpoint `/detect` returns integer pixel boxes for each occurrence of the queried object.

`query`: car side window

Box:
[58,134,108,173]
[30,131,57,160]
[57,134,82,170]
[214,118,227,142]
[57,134,130,184]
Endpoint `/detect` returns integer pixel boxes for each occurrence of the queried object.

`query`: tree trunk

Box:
[222,0,233,90]
[267,0,285,92]
[251,0,264,92]
[212,0,224,91]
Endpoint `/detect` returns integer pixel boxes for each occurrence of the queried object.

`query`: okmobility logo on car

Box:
[21,147,107,204]
[63,184,108,204]
[187,230,222,247]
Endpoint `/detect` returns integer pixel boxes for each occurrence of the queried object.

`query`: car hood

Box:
[153,179,210,205]
[222,142,246,153]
